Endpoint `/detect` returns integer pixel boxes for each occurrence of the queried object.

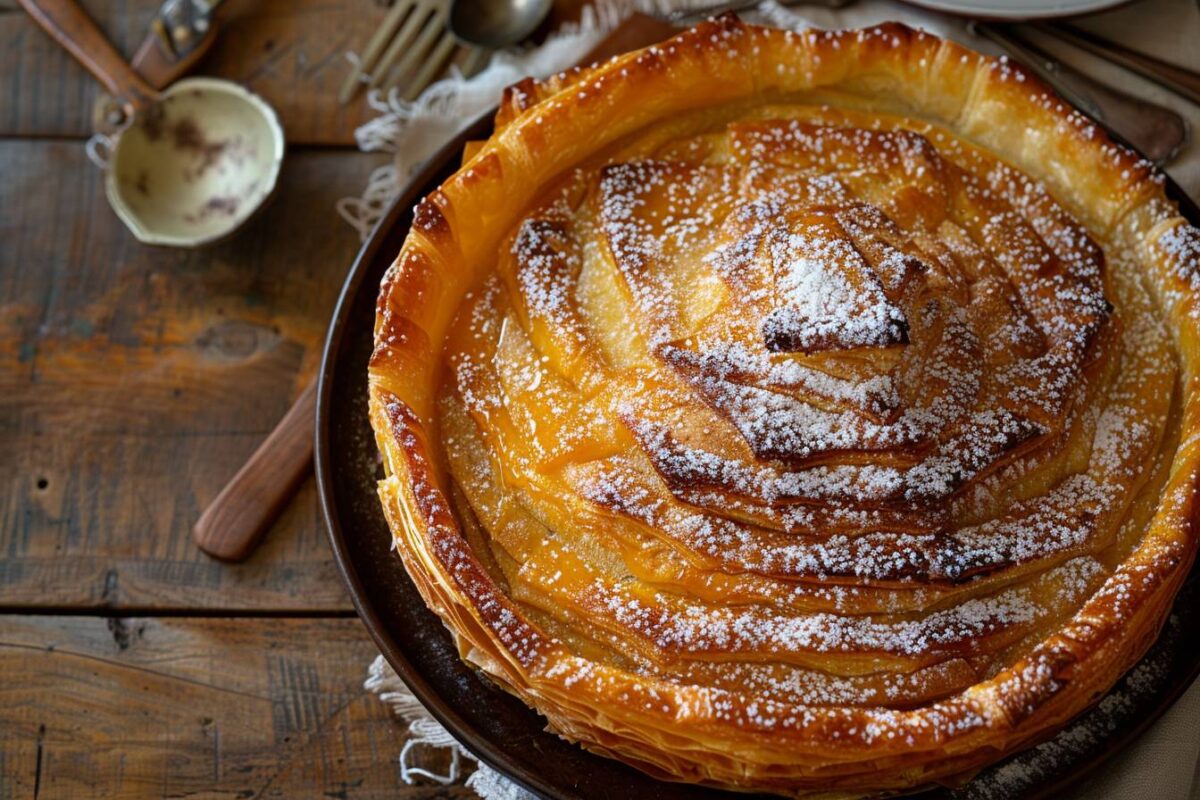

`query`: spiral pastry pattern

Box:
[368,18,1200,797]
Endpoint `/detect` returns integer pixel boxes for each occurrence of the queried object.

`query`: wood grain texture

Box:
[0,139,383,611]
[0,615,474,799]
[1,0,397,144]
[0,1,597,794]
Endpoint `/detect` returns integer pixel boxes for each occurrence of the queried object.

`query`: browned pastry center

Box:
[368,17,1200,798]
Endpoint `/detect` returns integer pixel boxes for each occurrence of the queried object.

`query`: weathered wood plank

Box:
[0,615,474,798]
[1,0,394,145]
[0,139,384,610]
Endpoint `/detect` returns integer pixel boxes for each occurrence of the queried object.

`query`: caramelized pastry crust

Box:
[368,17,1200,797]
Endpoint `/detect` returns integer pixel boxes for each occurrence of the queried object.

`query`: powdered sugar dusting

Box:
[434,101,1183,759]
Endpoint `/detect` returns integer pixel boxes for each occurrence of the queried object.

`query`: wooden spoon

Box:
[194,381,316,561]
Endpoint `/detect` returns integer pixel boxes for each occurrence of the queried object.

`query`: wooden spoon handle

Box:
[17,0,159,110]
[193,382,316,562]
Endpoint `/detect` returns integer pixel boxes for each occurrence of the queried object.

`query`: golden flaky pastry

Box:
[367,17,1200,798]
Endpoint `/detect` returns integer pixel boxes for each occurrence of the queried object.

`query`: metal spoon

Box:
[448,0,552,53]
[19,0,285,247]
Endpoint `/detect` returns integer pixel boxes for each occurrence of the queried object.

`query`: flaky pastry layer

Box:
[367,17,1200,798]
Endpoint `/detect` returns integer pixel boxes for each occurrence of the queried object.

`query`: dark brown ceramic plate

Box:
[315,111,1200,800]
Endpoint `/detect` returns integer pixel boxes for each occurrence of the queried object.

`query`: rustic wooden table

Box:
[0,0,489,795]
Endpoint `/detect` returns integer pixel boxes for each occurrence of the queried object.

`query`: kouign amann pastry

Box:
[367,16,1200,797]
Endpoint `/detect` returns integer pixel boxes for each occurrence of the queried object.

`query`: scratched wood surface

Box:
[0,138,383,612]
[0,0,589,795]
[0,615,475,798]
[0,0,394,145]
[0,0,588,145]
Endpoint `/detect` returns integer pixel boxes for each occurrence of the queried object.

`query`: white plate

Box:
[898,0,1132,19]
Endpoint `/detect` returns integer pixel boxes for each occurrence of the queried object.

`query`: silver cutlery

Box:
[340,0,459,104]
[1039,22,1200,107]
[973,22,1189,164]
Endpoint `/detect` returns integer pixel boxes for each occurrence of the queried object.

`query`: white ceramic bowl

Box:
[107,77,285,247]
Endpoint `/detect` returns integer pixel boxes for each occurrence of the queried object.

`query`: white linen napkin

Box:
[355,2,1200,797]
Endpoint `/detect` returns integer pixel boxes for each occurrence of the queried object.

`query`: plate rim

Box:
[314,112,567,800]
[895,0,1134,20]
[316,105,1200,800]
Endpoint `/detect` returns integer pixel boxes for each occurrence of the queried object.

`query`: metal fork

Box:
[339,0,460,104]
[340,0,864,105]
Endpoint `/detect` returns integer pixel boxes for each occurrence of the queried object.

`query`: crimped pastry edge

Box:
[365,16,1200,798]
